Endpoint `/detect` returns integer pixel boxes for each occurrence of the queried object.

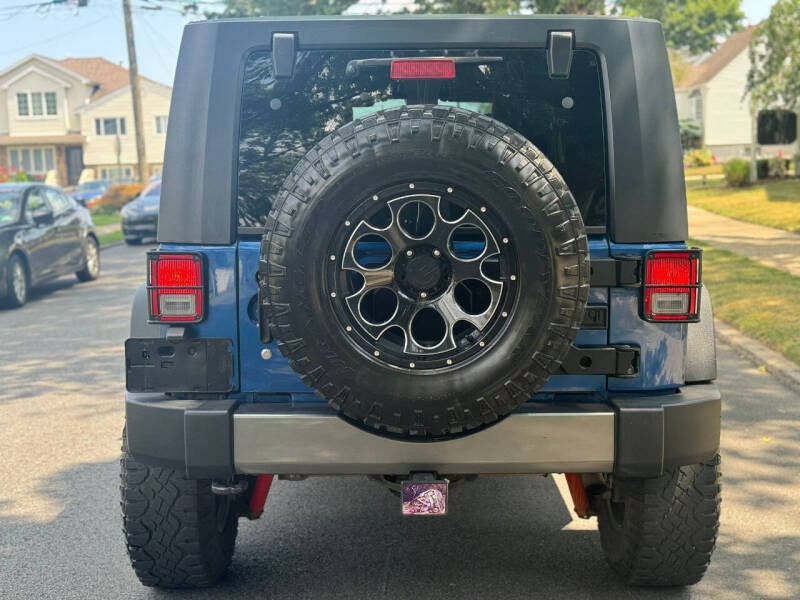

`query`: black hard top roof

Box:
[159,16,687,245]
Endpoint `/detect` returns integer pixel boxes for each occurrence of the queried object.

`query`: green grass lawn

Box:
[686,178,800,233]
[695,239,800,364]
[98,230,123,247]
[684,164,723,177]
[91,212,121,227]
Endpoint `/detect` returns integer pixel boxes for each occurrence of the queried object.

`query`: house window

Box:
[689,90,703,123]
[155,115,168,134]
[15,91,57,117]
[17,93,28,116]
[94,117,127,135]
[100,166,133,181]
[45,92,57,115]
[8,147,56,175]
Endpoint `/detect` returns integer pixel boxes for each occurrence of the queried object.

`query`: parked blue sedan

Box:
[70,179,110,207]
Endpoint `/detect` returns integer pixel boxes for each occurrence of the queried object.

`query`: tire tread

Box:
[598,455,722,586]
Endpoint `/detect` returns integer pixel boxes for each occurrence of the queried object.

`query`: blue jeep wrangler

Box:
[122,15,721,589]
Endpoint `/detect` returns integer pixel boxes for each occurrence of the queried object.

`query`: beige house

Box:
[675,28,798,162]
[0,54,171,186]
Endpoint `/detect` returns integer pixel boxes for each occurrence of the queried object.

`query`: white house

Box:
[675,27,798,162]
[0,54,171,185]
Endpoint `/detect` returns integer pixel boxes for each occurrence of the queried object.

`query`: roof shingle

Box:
[55,57,131,100]
[677,27,754,90]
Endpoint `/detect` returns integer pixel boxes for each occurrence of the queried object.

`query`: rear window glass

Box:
[238,49,607,229]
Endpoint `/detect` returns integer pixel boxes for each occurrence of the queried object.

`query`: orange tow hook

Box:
[564,473,591,519]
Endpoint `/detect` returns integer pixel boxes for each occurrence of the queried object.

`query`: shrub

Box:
[723,159,751,187]
[679,118,703,150]
[685,147,712,167]
[756,159,770,179]
[768,157,788,178]
[91,183,143,213]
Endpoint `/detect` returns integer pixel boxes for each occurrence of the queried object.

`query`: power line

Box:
[0,14,112,54]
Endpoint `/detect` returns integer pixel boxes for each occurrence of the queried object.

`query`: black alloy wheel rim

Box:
[325,181,520,372]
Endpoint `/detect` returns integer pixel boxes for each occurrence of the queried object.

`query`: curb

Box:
[714,318,800,395]
[100,241,124,250]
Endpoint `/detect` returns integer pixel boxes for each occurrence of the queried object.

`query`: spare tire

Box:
[260,105,589,440]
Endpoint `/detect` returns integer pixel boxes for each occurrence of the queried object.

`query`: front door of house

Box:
[65,146,83,186]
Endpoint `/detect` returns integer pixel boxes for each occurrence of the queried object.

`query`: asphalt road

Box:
[1,243,798,600]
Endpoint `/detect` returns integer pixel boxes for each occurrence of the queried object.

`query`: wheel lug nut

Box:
[502,237,509,244]
[330,292,337,298]
[346,325,352,332]
[501,311,508,317]
[409,183,415,189]
[345,220,351,226]
[406,250,413,257]
[330,254,336,261]
[433,249,441,257]
[372,194,379,201]
[510,275,516,281]
[447,187,453,193]
[479,341,485,347]
[409,362,415,368]
[373,350,380,357]
[446,359,453,365]
[420,292,428,299]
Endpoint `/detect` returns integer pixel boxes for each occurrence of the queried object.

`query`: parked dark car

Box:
[0,183,100,308]
[120,178,160,244]
[70,179,110,207]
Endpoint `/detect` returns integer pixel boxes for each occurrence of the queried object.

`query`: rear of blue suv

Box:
[122,16,721,589]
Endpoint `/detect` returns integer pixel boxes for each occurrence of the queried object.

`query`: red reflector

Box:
[643,250,701,322]
[390,59,456,80]
[147,253,204,323]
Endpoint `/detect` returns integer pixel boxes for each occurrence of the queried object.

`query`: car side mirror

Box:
[32,208,53,225]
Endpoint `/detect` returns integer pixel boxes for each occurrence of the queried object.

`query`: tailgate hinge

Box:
[560,344,640,378]
[590,257,641,287]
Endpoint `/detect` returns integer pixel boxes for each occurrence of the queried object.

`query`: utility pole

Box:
[122,0,148,184]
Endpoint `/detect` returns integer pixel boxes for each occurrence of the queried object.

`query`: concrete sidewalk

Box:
[688,205,800,277]
[94,222,121,235]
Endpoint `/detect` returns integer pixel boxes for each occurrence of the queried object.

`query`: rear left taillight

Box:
[147,252,204,323]
[643,249,701,322]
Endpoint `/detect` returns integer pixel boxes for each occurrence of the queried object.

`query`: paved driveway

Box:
[0,244,798,599]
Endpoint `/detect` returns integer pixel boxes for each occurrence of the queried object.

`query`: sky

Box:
[0,0,779,87]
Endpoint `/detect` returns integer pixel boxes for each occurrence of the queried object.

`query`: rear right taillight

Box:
[643,249,701,322]
[147,252,204,323]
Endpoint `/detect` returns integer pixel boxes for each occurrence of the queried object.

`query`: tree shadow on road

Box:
[3,456,798,600]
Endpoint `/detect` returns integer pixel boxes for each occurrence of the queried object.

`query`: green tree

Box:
[410,0,603,13]
[211,0,606,16]
[747,0,800,111]
[209,0,359,18]
[615,0,743,54]
[679,118,703,150]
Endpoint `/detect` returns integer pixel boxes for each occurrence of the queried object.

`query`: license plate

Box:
[401,479,448,516]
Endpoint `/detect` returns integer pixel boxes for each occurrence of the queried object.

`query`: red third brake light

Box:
[390,59,456,80]
[643,249,701,322]
[147,252,204,323]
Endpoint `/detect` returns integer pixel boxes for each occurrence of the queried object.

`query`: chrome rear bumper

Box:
[125,383,720,480]
[233,404,614,475]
